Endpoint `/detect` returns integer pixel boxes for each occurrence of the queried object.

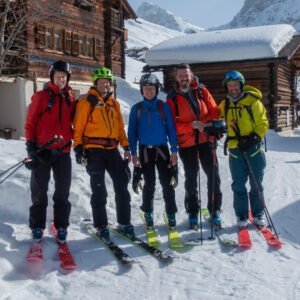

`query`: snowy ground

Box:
[1,59,300,300]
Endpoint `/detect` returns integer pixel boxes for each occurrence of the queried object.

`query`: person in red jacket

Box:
[166,64,223,229]
[24,60,75,243]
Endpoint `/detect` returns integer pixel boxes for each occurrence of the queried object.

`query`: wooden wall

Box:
[161,57,299,131]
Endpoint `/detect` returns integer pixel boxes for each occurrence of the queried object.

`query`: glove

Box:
[132,166,143,194]
[123,159,131,184]
[24,141,40,170]
[238,132,261,152]
[74,144,85,165]
[169,165,178,188]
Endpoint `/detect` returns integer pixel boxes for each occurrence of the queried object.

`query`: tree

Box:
[0,0,62,76]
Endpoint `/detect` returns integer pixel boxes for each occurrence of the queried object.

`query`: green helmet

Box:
[222,70,245,87]
[92,67,114,84]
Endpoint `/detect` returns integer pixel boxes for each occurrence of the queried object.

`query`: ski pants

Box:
[139,145,177,215]
[229,145,266,219]
[86,148,131,228]
[179,142,222,217]
[29,153,72,230]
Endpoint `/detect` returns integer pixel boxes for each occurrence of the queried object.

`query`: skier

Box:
[73,67,134,239]
[219,70,269,228]
[128,73,178,228]
[24,60,75,243]
[166,63,222,229]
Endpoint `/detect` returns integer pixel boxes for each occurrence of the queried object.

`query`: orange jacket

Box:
[166,79,220,148]
[73,87,129,150]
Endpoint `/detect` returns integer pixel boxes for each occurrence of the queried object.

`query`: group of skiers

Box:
[24,60,269,243]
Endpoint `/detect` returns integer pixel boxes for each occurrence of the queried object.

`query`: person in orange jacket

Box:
[166,63,223,229]
[73,67,134,239]
[24,60,75,243]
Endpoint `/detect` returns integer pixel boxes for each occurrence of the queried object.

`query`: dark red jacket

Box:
[166,79,220,148]
[25,81,75,152]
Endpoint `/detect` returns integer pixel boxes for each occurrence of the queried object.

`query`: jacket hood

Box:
[243,85,262,100]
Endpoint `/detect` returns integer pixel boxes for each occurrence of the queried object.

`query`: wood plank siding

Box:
[5,0,136,81]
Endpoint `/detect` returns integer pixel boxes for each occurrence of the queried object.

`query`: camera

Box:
[204,119,227,136]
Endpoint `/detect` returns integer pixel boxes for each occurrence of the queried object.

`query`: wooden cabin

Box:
[4,0,136,82]
[144,25,300,132]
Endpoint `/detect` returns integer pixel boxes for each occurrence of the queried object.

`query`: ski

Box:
[140,212,161,248]
[27,241,43,262]
[248,213,282,249]
[163,213,184,250]
[238,227,252,249]
[201,208,237,248]
[109,223,173,262]
[82,219,134,266]
[50,223,77,270]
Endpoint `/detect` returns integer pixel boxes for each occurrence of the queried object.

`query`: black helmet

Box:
[49,60,71,83]
[139,73,160,96]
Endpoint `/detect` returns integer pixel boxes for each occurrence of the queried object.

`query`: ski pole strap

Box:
[223,136,237,156]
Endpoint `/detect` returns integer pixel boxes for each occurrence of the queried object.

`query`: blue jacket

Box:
[128,97,178,156]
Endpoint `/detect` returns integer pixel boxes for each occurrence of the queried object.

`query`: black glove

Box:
[169,165,178,188]
[123,159,131,184]
[238,132,261,152]
[74,144,84,165]
[24,141,40,170]
[132,166,143,194]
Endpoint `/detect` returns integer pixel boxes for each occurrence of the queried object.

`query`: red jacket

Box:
[166,79,220,148]
[25,81,75,152]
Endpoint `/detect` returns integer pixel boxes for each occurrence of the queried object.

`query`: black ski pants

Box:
[139,146,177,215]
[29,153,72,230]
[179,142,222,217]
[86,148,131,228]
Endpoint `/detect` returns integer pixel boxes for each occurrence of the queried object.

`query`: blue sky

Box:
[128,0,245,29]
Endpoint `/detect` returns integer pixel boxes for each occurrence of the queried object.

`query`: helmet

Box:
[223,70,245,89]
[92,67,114,84]
[139,73,160,95]
[49,60,71,83]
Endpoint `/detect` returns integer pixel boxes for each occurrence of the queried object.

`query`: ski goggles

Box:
[224,71,241,81]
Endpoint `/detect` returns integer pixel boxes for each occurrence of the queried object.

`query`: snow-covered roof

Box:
[145,24,297,66]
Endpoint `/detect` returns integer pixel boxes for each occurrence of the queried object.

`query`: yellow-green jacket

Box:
[218,85,269,149]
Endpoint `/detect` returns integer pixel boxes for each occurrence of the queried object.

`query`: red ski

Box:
[27,241,43,262]
[238,227,252,249]
[51,223,77,270]
[248,213,282,249]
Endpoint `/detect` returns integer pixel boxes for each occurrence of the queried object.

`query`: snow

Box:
[1,56,300,300]
[145,24,297,66]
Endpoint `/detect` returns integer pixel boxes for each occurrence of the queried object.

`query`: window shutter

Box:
[36,24,46,49]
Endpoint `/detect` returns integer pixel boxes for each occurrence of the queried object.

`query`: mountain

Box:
[214,0,300,31]
[136,1,203,34]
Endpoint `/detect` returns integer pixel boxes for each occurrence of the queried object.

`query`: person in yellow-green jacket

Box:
[219,70,269,228]
[73,67,134,239]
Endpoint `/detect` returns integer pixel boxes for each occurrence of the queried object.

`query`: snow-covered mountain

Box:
[136,1,203,34]
[214,0,300,31]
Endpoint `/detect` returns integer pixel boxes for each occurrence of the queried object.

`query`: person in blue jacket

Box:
[128,73,179,229]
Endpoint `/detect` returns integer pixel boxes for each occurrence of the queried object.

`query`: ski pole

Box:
[198,167,203,245]
[0,160,24,178]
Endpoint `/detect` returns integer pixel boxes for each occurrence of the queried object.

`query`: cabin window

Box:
[72,33,79,56]
[74,0,95,11]
[94,38,101,60]
[111,8,121,30]
[54,29,63,52]
[45,27,52,49]
[79,34,85,56]
[64,31,72,54]
[86,36,93,57]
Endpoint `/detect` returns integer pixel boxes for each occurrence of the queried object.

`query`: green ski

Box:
[140,212,161,249]
[163,213,184,250]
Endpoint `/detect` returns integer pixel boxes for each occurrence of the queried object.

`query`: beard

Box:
[179,81,190,93]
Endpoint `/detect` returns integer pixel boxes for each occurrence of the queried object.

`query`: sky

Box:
[128,0,245,28]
